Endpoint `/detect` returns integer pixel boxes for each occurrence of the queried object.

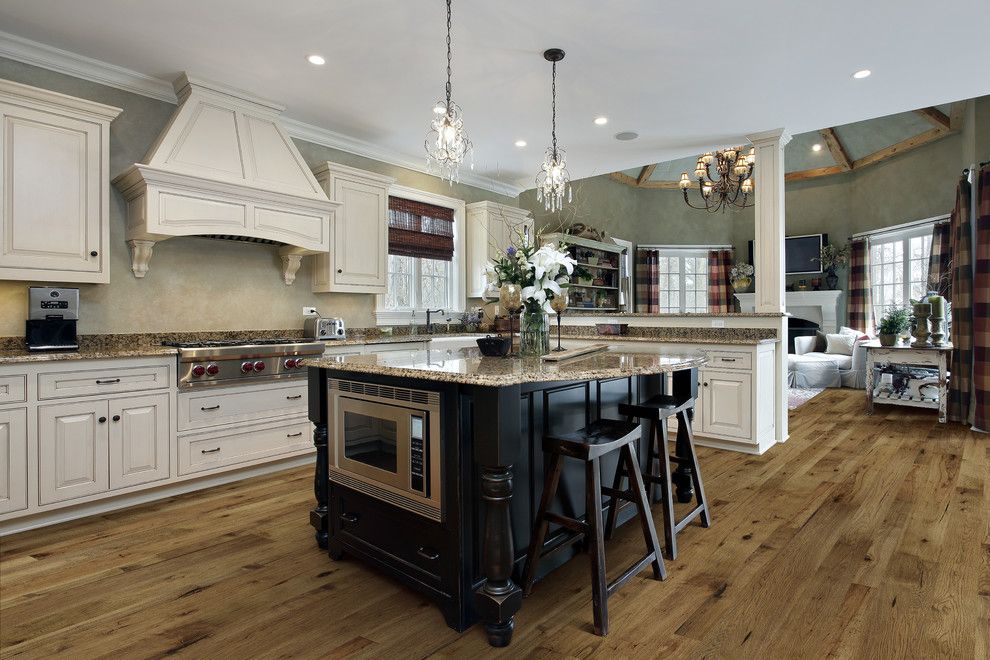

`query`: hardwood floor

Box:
[1,389,987,659]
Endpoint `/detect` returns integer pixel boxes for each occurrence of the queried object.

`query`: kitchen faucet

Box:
[425,308,445,334]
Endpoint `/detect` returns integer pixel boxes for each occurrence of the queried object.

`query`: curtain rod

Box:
[850,213,950,240]
[962,160,990,175]
[637,244,733,250]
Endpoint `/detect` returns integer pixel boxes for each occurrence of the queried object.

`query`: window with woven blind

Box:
[388,196,455,262]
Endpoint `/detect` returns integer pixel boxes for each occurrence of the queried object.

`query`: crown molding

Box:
[0,30,524,198]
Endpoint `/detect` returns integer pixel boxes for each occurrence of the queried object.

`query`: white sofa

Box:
[789,332,868,389]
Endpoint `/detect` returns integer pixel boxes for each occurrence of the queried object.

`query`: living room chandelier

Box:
[535,48,572,212]
[424,0,472,184]
[679,147,755,213]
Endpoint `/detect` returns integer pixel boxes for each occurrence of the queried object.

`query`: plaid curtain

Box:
[948,174,974,424]
[973,166,990,430]
[847,238,873,334]
[635,248,659,313]
[927,221,952,296]
[707,249,733,313]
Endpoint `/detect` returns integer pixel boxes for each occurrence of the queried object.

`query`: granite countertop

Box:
[563,334,776,346]
[565,311,788,318]
[0,345,179,364]
[303,346,707,387]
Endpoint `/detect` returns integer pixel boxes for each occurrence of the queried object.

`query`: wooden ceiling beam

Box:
[785,165,850,182]
[609,172,640,187]
[819,128,852,171]
[637,164,657,185]
[949,101,966,130]
[915,107,951,130]
[638,179,683,190]
[851,127,948,170]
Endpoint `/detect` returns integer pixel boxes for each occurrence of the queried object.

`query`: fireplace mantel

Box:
[735,290,842,332]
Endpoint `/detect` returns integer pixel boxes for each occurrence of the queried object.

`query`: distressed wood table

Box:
[864,340,953,423]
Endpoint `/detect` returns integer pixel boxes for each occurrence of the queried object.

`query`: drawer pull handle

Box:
[96,378,121,385]
[201,405,221,411]
[340,512,359,523]
[286,394,303,400]
[417,546,440,561]
[286,432,303,438]
[201,447,221,454]
[720,358,737,362]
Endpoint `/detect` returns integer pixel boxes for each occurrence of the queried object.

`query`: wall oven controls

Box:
[410,414,426,494]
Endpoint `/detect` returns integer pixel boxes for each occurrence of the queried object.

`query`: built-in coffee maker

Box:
[26,287,79,351]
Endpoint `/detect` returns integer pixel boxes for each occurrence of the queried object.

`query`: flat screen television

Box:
[748,234,827,275]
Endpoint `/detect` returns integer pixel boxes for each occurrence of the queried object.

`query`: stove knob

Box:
[206,363,220,376]
[191,365,206,377]
[295,359,306,369]
[253,360,266,372]
[284,358,297,369]
[240,361,254,373]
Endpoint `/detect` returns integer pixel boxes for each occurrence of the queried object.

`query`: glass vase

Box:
[519,308,550,356]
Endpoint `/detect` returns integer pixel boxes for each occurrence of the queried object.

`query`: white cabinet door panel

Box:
[39,400,109,504]
[0,408,28,514]
[333,177,387,288]
[701,370,752,440]
[109,393,170,489]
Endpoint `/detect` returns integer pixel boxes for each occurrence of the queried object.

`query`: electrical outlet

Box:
[302,306,318,317]
[711,319,725,328]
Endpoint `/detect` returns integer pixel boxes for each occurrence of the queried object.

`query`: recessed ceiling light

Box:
[594,116,608,126]
[614,131,639,141]
[514,140,527,148]
[852,69,871,79]
[812,143,823,152]
[306,54,326,66]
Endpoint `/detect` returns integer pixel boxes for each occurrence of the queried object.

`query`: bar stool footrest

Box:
[673,503,706,533]
[605,553,660,597]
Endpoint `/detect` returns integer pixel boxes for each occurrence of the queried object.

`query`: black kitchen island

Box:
[304,345,705,647]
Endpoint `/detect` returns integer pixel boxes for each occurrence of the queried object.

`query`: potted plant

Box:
[729,262,754,292]
[877,307,910,346]
[816,243,851,290]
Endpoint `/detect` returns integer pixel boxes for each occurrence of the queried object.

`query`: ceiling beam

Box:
[851,127,948,170]
[638,179,682,190]
[609,172,640,187]
[949,101,966,130]
[785,165,850,182]
[915,107,951,130]
[637,164,657,186]
[818,128,852,171]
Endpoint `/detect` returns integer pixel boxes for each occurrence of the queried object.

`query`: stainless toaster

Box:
[305,316,346,340]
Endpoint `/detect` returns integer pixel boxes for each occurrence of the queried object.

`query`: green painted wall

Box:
[0,57,516,336]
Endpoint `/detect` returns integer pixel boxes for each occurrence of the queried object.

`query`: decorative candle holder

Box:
[550,288,569,352]
[930,316,945,347]
[911,302,931,347]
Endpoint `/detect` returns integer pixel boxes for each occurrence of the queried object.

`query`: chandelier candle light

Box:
[536,48,572,212]
[679,147,755,213]
[424,0,472,184]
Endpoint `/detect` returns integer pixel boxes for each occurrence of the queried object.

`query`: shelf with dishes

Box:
[575,261,618,271]
[541,230,629,313]
[569,283,618,291]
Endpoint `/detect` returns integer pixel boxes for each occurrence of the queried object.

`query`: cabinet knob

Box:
[337,268,343,274]
[112,415,121,422]
[703,382,709,387]
[98,416,107,423]
[90,251,98,257]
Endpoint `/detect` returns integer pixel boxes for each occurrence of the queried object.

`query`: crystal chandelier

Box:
[535,48,572,212]
[424,0,472,184]
[678,147,755,213]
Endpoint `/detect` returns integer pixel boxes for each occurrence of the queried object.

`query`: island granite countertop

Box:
[303,345,706,386]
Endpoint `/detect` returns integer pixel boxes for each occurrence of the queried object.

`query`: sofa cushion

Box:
[825,333,856,356]
[789,351,853,370]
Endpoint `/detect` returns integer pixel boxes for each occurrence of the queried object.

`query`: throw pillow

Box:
[840,325,870,340]
[825,333,856,356]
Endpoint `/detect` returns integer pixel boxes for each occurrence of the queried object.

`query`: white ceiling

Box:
[1,0,988,194]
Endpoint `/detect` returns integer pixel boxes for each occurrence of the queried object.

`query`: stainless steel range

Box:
[163,338,325,389]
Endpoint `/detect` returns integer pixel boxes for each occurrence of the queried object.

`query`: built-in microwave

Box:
[327,378,442,521]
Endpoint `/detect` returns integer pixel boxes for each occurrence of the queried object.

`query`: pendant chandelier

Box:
[535,48,572,212]
[424,0,472,184]
[678,147,755,213]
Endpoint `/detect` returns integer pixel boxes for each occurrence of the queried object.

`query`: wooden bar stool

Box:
[521,418,665,637]
[608,394,711,560]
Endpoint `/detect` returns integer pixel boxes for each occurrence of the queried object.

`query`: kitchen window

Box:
[655,249,709,313]
[869,224,933,321]
[376,187,466,325]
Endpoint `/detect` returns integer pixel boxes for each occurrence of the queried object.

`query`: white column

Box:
[747,128,791,445]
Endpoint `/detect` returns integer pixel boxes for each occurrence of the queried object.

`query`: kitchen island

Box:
[304,345,705,647]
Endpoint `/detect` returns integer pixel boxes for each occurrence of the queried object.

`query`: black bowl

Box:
[476,335,512,357]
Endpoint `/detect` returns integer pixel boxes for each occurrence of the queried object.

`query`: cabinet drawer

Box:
[38,365,169,400]
[177,383,308,431]
[0,375,27,405]
[703,351,751,370]
[178,419,312,476]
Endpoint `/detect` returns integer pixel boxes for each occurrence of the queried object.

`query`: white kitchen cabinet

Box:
[465,201,534,297]
[0,79,121,283]
[109,393,170,490]
[38,399,110,504]
[0,408,28,514]
[312,162,395,294]
[700,370,752,439]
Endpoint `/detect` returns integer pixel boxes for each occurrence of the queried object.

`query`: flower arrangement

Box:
[730,262,754,280]
[816,243,851,272]
[485,239,581,314]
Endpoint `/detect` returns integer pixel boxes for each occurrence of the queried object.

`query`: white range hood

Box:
[113,74,339,284]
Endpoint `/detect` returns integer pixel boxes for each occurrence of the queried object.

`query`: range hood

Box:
[113,74,339,284]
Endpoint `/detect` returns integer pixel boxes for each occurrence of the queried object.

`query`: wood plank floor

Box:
[2,389,988,659]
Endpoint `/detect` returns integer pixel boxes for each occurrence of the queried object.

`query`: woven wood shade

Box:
[388,196,455,261]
